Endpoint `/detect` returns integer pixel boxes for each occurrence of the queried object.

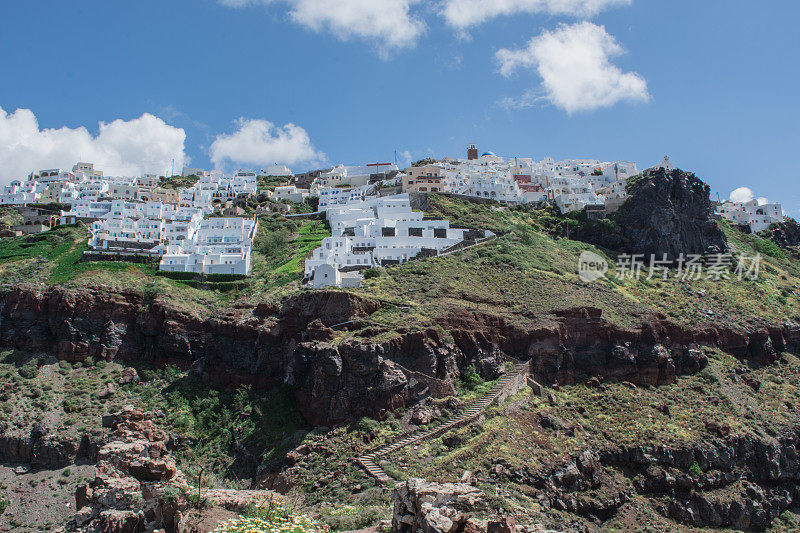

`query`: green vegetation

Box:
[246,216,329,292]
[257,175,289,192]
[0,206,23,229]
[128,365,305,480]
[0,495,7,515]
[461,364,483,390]
[18,360,39,379]
[0,224,157,286]
[160,175,199,190]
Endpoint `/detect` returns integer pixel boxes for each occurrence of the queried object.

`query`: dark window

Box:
[434,228,447,238]
[382,227,396,237]
[408,227,423,237]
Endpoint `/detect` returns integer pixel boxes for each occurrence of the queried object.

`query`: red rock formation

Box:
[1,286,797,426]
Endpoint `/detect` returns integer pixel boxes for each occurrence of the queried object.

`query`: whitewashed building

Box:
[269,185,310,204]
[305,193,492,288]
[716,199,784,233]
[160,217,258,275]
[317,185,371,212]
[261,164,293,177]
[86,201,204,253]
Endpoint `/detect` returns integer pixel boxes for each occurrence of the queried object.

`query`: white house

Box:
[305,193,493,288]
[269,185,310,204]
[261,164,293,177]
[317,185,371,212]
[716,199,784,233]
[159,217,258,275]
[312,163,397,190]
[0,180,40,205]
[86,201,204,253]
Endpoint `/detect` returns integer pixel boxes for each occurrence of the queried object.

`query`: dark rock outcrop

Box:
[576,167,728,260]
[0,421,101,469]
[0,285,797,426]
[759,218,800,255]
[491,429,800,531]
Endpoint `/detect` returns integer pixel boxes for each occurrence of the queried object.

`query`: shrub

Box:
[160,486,179,505]
[18,361,39,380]
[0,495,7,514]
[62,468,71,477]
[156,271,197,281]
[752,238,785,259]
[363,268,380,279]
[461,364,483,390]
[213,501,323,532]
[205,273,246,282]
[254,229,289,258]
[689,461,703,476]
[355,417,380,434]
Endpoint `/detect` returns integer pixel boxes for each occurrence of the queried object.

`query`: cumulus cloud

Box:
[209,118,324,169]
[729,187,771,205]
[216,0,425,55]
[0,107,187,184]
[441,0,632,30]
[729,187,754,203]
[495,22,649,114]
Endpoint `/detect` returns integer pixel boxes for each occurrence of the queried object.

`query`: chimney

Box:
[467,143,478,160]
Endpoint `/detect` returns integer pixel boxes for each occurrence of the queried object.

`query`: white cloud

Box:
[729,187,754,203]
[290,0,425,55]
[0,107,187,184]
[209,118,324,169]
[441,0,632,30]
[495,22,649,113]
[216,0,425,55]
[496,89,543,110]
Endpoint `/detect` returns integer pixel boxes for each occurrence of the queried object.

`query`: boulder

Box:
[118,367,140,385]
[392,478,485,532]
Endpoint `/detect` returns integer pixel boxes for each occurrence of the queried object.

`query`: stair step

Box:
[355,364,530,484]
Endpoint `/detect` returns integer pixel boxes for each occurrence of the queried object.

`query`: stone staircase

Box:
[356,363,530,484]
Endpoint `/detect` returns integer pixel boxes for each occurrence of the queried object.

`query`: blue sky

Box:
[1,0,798,214]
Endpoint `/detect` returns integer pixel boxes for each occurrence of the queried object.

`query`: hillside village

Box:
[0,145,786,287]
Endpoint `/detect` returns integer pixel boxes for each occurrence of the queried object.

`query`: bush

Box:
[363,268,380,279]
[461,364,483,390]
[160,486,179,505]
[0,495,7,514]
[752,237,785,259]
[205,273,246,282]
[156,271,197,281]
[356,417,380,434]
[689,461,703,476]
[254,229,289,258]
[18,361,39,380]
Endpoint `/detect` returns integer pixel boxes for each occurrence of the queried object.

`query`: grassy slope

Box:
[346,196,800,337]
[1,195,796,334]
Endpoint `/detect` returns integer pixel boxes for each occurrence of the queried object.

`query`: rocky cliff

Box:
[1,285,797,426]
[576,167,728,260]
[759,218,800,255]
[489,427,800,531]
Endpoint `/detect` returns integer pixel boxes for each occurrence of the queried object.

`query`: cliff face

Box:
[1,286,797,426]
[759,218,800,255]
[578,167,728,260]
